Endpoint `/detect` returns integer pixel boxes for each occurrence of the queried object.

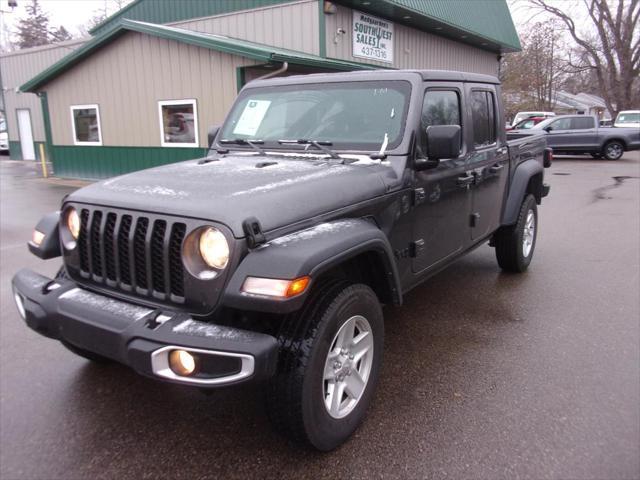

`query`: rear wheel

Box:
[494,194,538,273]
[603,140,624,160]
[265,281,383,451]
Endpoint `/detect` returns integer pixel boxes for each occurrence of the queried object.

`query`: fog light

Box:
[169,349,197,376]
[13,290,26,320]
[32,229,45,246]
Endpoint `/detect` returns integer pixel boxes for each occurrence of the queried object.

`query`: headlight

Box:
[198,227,229,270]
[67,208,80,239]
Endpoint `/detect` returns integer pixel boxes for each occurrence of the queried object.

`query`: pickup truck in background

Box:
[13,70,550,451]
[614,110,640,129]
[508,114,640,160]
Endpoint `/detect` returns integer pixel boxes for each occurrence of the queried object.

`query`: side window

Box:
[549,118,572,130]
[571,117,595,129]
[421,90,460,129]
[471,91,496,147]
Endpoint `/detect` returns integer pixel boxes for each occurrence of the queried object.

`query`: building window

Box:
[158,99,199,147]
[70,105,102,146]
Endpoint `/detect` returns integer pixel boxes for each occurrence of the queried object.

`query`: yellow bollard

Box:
[39,143,48,178]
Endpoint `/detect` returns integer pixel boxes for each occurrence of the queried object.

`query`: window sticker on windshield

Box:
[232,100,271,136]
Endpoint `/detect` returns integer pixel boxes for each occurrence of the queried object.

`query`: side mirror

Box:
[543,126,552,132]
[208,125,220,147]
[415,125,461,171]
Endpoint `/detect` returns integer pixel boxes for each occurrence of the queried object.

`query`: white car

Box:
[511,111,555,127]
[614,110,640,129]
[0,120,8,154]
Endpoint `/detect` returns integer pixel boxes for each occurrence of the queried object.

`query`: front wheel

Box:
[494,194,538,273]
[265,281,383,451]
[603,140,624,160]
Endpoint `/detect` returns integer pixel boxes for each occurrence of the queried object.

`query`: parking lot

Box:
[1,153,639,479]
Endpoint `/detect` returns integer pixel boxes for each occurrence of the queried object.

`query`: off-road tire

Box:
[494,194,538,273]
[265,281,384,451]
[602,140,624,160]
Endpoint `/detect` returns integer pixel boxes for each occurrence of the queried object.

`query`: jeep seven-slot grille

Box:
[77,208,186,302]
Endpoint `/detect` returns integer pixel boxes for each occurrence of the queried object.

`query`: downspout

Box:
[256,62,289,81]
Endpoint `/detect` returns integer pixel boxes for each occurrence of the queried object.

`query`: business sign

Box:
[352,10,394,64]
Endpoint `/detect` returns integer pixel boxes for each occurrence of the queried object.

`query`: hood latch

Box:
[243,217,266,248]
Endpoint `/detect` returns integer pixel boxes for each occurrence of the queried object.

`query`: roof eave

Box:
[20,19,380,93]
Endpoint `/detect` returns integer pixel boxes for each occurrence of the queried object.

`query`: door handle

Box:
[489,163,504,173]
[457,174,474,187]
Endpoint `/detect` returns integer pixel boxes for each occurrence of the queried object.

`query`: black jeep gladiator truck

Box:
[13,70,550,451]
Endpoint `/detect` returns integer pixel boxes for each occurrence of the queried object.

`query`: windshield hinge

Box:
[243,217,266,248]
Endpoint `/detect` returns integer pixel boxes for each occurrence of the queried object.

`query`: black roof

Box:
[248,69,500,88]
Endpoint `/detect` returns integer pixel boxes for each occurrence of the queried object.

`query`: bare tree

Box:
[502,21,567,116]
[528,0,640,116]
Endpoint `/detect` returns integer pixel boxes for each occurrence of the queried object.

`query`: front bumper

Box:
[11,269,278,388]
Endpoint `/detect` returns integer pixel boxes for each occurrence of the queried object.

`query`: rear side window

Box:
[571,117,595,129]
[421,90,461,128]
[471,91,496,147]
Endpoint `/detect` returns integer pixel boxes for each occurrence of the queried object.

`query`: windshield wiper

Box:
[219,138,266,154]
[278,139,341,159]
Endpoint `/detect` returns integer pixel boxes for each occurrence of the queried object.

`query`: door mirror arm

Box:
[414,157,440,171]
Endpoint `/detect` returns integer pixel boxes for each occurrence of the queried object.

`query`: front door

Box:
[467,87,509,240]
[16,109,35,160]
[412,87,471,273]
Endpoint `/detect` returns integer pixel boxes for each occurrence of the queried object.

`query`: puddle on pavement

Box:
[592,176,639,201]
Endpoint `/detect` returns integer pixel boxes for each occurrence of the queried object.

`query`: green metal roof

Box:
[91,0,520,53]
[339,0,520,52]
[21,20,378,93]
[90,0,298,36]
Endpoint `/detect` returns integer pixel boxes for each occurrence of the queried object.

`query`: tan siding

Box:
[43,32,258,147]
[173,0,319,55]
[325,4,498,76]
[0,39,86,141]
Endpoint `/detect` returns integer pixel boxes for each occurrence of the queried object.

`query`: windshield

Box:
[615,112,640,124]
[531,117,557,130]
[219,80,411,151]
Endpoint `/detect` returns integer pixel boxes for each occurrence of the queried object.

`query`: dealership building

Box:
[0,0,520,179]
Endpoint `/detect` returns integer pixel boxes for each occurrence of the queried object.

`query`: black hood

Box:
[67,154,392,237]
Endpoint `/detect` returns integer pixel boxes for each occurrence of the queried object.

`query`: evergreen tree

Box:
[50,25,72,43]
[15,0,50,49]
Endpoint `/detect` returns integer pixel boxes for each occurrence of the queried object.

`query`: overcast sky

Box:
[0,0,131,49]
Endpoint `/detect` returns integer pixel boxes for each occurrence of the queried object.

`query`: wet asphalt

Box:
[1,153,639,480]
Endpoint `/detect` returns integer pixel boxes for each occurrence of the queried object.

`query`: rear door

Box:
[412,86,471,273]
[567,116,597,150]
[467,86,509,240]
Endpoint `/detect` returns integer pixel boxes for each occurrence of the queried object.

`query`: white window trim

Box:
[158,99,199,148]
[70,104,102,146]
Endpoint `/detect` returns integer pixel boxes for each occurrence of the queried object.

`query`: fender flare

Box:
[501,160,543,226]
[222,218,402,314]
[28,211,61,259]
